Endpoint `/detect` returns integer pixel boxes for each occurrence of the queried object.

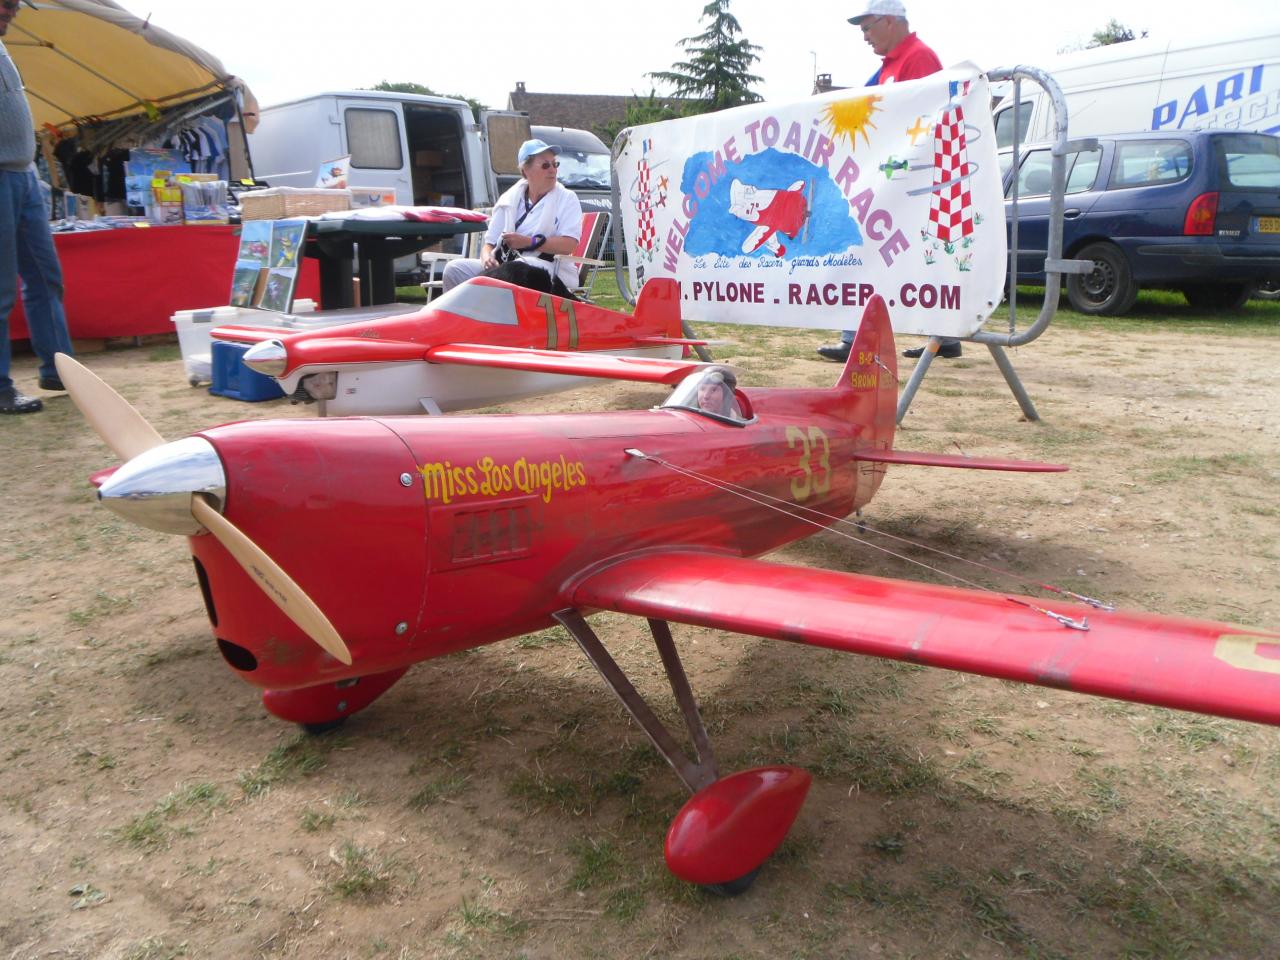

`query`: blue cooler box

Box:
[209,340,285,402]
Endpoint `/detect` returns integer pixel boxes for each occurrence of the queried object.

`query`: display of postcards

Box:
[124,174,153,210]
[268,219,306,269]
[230,264,263,307]
[315,155,350,189]
[149,178,184,225]
[125,147,190,179]
[257,268,296,313]
[350,186,397,208]
[236,220,272,263]
[180,179,229,223]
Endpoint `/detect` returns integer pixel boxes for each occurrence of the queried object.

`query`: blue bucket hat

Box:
[517,138,562,166]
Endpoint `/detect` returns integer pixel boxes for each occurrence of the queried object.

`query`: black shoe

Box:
[38,375,65,391]
[817,343,851,362]
[0,390,43,414]
[903,343,962,359]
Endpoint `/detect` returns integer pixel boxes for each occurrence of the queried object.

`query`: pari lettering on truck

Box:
[993,27,1280,154]
[246,91,531,283]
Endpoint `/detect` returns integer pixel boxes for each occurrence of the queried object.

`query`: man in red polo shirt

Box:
[853,0,941,85]
[818,1,958,362]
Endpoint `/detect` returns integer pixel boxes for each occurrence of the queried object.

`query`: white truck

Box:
[247,91,531,281]
[994,27,1280,149]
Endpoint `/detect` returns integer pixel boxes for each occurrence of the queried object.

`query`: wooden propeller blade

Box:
[55,353,166,461]
[190,496,353,665]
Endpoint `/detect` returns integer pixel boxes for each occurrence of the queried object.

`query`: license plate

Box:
[1258,216,1280,234]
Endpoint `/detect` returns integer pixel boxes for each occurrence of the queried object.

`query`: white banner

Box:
[617,65,1006,336]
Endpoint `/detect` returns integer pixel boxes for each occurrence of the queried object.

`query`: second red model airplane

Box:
[212,277,703,416]
[58,294,1280,896]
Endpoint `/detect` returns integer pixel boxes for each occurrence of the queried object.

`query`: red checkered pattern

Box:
[928,104,974,243]
[635,160,657,252]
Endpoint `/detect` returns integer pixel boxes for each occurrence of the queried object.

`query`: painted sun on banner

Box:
[616,65,1007,337]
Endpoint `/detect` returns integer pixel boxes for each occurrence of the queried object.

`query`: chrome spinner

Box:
[97,436,226,536]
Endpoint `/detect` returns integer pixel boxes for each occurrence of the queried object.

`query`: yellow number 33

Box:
[786,425,831,501]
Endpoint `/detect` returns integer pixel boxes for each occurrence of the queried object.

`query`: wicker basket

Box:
[240,187,352,220]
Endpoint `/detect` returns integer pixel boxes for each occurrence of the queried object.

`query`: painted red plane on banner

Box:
[211,277,700,416]
[58,289,1280,895]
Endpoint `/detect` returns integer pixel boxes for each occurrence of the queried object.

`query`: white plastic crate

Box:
[172,302,424,386]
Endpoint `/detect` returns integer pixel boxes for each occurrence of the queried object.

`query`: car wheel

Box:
[1181,283,1254,310]
[1066,242,1139,316]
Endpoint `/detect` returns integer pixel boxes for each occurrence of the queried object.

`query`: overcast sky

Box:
[130,1,1278,113]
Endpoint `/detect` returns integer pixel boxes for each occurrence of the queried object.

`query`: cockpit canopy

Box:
[432,280,519,325]
[663,365,752,424]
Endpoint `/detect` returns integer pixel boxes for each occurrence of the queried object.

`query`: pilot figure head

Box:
[696,369,739,416]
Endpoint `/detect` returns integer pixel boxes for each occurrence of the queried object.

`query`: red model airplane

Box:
[211,277,702,416]
[57,295,1280,896]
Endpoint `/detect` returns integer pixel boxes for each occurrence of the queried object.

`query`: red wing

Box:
[212,325,294,344]
[855,448,1068,472]
[425,343,704,385]
[280,337,428,366]
[568,552,1280,726]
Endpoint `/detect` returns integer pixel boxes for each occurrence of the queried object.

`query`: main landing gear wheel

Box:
[301,717,348,736]
[702,867,761,897]
[554,611,814,895]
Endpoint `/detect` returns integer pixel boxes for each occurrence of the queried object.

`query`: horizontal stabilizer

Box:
[425,343,705,385]
[569,551,1280,727]
[855,447,1067,472]
[636,336,707,347]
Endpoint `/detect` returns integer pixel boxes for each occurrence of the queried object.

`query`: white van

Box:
[248,90,531,209]
[994,27,1280,151]
[248,91,532,282]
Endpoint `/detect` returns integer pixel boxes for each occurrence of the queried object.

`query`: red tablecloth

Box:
[7,224,319,340]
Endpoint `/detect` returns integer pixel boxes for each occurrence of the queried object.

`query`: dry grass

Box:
[1,292,1278,958]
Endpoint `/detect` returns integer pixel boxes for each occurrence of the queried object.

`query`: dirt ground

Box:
[2,307,1278,960]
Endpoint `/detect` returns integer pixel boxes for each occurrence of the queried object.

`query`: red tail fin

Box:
[839,296,897,504]
[835,295,896,391]
[635,278,684,339]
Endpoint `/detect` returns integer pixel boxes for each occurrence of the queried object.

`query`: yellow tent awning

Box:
[4,0,257,131]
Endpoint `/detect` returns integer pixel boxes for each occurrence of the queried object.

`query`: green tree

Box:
[647,0,763,114]
[601,90,685,143]
[1088,19,1136,47]
[369,81,487,121]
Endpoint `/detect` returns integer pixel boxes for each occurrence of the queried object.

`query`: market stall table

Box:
[305,218,487,308]
[6,224,319,341]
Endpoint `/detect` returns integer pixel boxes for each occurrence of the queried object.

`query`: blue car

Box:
[1005,130,1280,314]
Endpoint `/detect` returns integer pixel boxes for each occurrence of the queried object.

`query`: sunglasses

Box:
[535,160,560,170]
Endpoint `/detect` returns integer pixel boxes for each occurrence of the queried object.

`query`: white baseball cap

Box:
[848,0,906,24]
[516,139,562,166]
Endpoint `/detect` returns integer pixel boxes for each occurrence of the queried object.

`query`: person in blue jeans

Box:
[1,0,73,415]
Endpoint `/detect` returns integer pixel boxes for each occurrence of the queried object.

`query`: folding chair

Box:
[420,221,487,304]
[554,210,609,301]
